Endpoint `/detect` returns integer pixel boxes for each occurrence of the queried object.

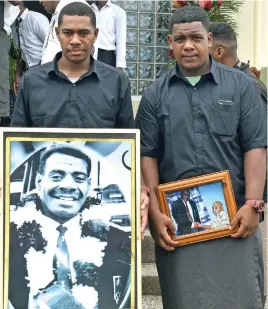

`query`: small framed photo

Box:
[156,171,238,246]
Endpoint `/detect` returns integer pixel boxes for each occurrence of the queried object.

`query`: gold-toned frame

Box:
[0,128,141,309]
[156,171,238,246]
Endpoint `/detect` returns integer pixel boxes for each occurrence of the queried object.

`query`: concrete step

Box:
[142,263,161,296]
[142,229,155,263]
[142,295,163,309]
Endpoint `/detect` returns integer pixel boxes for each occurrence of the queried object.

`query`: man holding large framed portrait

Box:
[136,6,267,309]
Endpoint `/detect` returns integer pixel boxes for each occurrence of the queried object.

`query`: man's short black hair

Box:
[210,22,237,48]
[39,143,91,176]
[169,6,210,33]
[58,2,96,28]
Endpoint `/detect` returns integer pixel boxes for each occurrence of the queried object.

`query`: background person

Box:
[90,1,126,69]
[0,0,19,126]
[11,1,49,95]
[209,21,267,106]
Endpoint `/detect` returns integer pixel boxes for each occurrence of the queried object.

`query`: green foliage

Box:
[9,37,19,89]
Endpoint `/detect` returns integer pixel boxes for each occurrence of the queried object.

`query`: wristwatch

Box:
[141,185,150,196]
[245,200,265,213]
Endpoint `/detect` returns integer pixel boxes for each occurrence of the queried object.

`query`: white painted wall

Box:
[236,0,268,69]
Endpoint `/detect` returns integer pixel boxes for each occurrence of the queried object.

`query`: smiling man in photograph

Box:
[136,6,267,309]
[9,142,133,309]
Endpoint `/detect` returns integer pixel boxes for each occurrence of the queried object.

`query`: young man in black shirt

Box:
[136,7,266,309]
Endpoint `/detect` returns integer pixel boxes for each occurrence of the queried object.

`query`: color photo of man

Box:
[171,190,201,235]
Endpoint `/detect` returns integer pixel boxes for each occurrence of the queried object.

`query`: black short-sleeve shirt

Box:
[11,52,135,129]
[135,59,267,207]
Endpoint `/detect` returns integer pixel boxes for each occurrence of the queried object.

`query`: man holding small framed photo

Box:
[136,6,266,309]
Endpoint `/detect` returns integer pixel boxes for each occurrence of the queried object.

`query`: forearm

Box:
[244,148,266,200]
[141,156,160,215]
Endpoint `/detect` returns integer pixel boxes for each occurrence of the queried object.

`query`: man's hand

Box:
[230,204,259,238]
[13,72,21,96]
[149,211,177,251]
[140,190,149,240]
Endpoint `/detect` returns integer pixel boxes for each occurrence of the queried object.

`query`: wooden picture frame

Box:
[156,171,238,246]
[0,128,141,309]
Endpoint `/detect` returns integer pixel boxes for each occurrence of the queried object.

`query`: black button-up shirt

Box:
[11,52,135,129]
[135,59,267,207]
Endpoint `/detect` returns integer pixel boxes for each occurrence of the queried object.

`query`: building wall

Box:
[236,0,268,69]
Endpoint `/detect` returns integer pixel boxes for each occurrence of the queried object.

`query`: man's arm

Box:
[136,92,177,250]
[231,78,267,238]
[32,13,50,43]
[10,74,32,127]
[115,7,126,69]
[115,77,135,128]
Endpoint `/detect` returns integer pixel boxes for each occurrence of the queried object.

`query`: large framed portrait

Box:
[0,128,141,309]
[156,171,238,246]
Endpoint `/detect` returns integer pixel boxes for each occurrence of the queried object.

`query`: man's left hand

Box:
[140,190,149,240]
[230,204,259,238]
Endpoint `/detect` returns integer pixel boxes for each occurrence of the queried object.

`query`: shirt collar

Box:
[169,55,220,85]
[19,8,29,21]
[46,52,101,80]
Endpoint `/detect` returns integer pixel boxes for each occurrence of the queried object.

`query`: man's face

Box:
[56,15,98,64]
[182,191,190,202]
[40,0,59,14]
[168,21,212,73]
[36,152,91,222]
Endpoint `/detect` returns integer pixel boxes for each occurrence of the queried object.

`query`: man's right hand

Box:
[149,210,178,251]
[13,72,21,96]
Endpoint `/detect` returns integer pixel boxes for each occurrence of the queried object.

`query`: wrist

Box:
[141,185,150,196]
[244,200,265,213]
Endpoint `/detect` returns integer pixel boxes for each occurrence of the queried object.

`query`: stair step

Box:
[142,229,155,263]
[142,263,161,296]
[142,295,163,309]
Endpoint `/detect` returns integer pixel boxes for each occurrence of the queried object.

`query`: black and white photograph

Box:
[166,182,231,237]
[1,129,140,309]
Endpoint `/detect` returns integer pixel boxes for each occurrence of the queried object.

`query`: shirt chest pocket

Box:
[210,100,238,136]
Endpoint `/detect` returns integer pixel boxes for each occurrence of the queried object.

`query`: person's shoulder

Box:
[95,60,129,86]
[142,70,171,100]
[215,61,247,77]
[28,10,49,24]
[23,62,52,81]
[111,2,126,13]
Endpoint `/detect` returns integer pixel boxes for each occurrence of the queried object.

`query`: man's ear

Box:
[208,31,213,48]
[168,34,172,49]
[216,46,225,60]
[94,28,99,41]
[35,173,43,191]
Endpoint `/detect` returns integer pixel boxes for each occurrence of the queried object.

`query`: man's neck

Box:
[178,57,211,77]
[19,7,25,16]
[96,1,108,10]
[57,56,91,79]
[224,56,238,68]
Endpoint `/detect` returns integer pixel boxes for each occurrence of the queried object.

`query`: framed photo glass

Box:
[156,171,238,246]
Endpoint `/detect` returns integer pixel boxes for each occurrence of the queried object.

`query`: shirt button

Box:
[194,87,197,90]
[194,108,198,111]
[73,84,76,87]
